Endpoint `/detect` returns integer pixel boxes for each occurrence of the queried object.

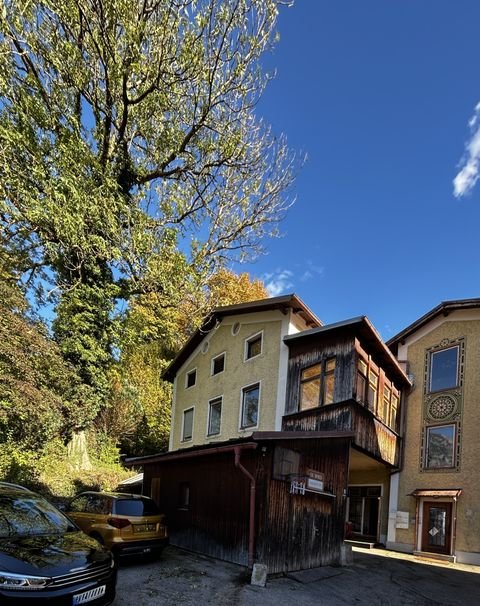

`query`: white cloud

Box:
[453,101,480,198]
[263,269,294,297]
[300,260,324,282]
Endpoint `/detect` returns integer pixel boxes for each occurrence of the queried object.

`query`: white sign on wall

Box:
[395,511,409,529]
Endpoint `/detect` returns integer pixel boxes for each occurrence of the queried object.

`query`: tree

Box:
[105,268,268,455]
[0,249,93,451]
[0,0,297,407]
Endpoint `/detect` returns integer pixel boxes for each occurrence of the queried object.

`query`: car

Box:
[0,482,116,605]
[66,491,168,557]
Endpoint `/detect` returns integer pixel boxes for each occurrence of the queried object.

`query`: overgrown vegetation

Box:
[0,0,288,495]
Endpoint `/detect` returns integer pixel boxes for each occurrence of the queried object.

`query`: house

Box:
[281,317,410,545]
[386,298,480,565]
[163,294,320,450]
[127,295,411,572]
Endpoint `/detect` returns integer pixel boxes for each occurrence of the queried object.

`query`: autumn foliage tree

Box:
[102,268,269,455]
[0,0,296,416]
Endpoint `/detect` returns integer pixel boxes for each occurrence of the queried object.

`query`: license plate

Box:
[72,585,106,605]
[134,523,156,532]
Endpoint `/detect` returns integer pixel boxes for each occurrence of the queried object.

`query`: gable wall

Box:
[170,310,287,450]
[392,310,480,560]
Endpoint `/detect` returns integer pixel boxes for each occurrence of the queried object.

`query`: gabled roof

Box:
[163,294,321,382]
[387,298,480,351]
[284,315,411,387]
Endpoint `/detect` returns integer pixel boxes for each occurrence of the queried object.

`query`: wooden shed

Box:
[127,431,353,573]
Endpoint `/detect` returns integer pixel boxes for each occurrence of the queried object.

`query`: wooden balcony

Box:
[281,399,401,468]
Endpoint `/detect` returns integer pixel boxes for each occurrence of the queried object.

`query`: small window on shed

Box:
[179,483,190,510]
[273,447,300,480]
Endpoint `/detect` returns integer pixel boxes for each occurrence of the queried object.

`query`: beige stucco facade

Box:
[387,309,480,565]
[169,309,309,451]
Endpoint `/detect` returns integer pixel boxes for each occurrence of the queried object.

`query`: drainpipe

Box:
[234,446,256,569]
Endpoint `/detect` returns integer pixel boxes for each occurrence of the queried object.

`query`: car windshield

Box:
[114,498,160,517]
[0,494,76,538]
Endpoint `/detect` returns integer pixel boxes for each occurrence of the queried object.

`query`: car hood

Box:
[0,531,111,577]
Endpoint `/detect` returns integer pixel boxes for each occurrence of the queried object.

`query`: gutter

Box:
[234,446,256,569]
[124,442,257,466]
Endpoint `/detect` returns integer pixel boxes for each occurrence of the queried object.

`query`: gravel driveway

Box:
[115,545,480,606]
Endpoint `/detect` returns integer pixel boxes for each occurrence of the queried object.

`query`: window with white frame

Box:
[211,353,225,375]
[186,369,196,389]
[207,397,222,436]
[241,383,260,428]
[429,346,459,393]
[245,332,262,360]
[182,408,194,441]
[424,424,456,469]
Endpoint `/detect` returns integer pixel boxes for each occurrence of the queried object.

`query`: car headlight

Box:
[0,572,50,590]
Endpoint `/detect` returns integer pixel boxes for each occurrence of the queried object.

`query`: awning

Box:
[409,489,462,498]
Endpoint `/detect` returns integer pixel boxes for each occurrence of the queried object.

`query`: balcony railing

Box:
[282,399,401,467]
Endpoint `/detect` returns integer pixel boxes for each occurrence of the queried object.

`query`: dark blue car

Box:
[0,482,117,605]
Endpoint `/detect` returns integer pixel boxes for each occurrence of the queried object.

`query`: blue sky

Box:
[240,0,480,339]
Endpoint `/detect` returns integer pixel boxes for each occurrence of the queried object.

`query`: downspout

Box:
[234,446,256,569]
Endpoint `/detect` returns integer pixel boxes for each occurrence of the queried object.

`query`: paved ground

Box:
[115,545,480,606]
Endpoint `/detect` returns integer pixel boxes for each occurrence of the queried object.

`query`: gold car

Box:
[66,491,168,557]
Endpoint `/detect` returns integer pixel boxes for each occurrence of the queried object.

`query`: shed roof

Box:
[284,316,411,387]
[163,294,321,382]
[124,431,355,467]
[387,298,480,352]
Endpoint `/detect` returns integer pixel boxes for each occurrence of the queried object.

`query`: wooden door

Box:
[422,501,452,554]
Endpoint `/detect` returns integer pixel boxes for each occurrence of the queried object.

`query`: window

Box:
[324,358,336,404]
[211,353,225,375]
[182,408,194,441]
[207,397,222,436]
[429,346,459,392]
[186,369,196,388]
[390,392,399,432]
[245,332,262,360]
[273,447,300,480]
[356,358,368,404]
[367,369,378,411]
[425,424,455,469]
[382,385,391,423]
[241,383,260,428]
[114,498,160,516]
[300,364,321,410]
[69,495,89,513]
[179,483,190,510]
[299,358,336,410]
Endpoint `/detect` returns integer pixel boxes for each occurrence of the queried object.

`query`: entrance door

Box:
[422,502,452,554]
[348,486,381,540]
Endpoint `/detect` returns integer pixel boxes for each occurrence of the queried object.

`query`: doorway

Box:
[348,485,381,540]
[421,501,452,555]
